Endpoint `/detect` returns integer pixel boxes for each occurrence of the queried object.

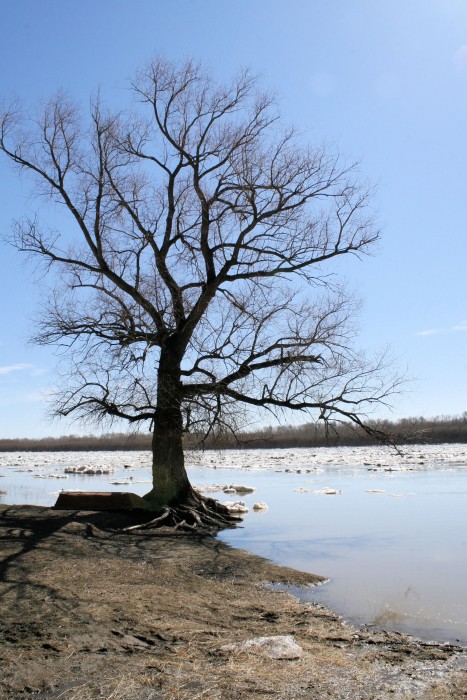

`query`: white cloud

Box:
[23,390,50,402]
[417,321,467,337]
[416,329,443,337]
[0,363,33,376]
[0,364,48,377]
[0,387,53,405]
[29,367,48,377]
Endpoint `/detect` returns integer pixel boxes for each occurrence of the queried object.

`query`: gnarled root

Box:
[121,491,241,534]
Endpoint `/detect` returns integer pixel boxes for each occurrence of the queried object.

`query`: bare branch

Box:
[0,58,402,514]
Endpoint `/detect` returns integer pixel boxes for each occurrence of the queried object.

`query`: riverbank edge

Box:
[0,504,465,699]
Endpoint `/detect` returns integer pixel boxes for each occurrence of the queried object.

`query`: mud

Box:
[0,504,465,699]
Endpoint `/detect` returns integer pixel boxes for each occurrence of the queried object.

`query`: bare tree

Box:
[0,58,399,529]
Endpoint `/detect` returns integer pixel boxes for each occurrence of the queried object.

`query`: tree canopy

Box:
[0,58,400,527]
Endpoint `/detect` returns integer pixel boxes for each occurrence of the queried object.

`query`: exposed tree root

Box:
[120,492,241,535]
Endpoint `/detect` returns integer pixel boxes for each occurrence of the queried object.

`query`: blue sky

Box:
[0,0,466,437]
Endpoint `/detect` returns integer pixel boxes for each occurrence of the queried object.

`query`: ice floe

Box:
[252,502,268,511]
[222,500,249,513]
[64,466,114,475]
[194,483,256,495]
[226,484,256,494]
[1,443,466,476]
[295,487,342,495]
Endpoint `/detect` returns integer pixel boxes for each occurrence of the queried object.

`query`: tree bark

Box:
[143,345,193,508]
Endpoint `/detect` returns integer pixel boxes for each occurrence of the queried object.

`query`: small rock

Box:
[221,635,302,659]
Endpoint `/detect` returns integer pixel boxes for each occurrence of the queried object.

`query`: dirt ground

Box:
[0,504,466,699]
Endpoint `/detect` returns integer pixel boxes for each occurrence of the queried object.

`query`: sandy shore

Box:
[0,504,465,699]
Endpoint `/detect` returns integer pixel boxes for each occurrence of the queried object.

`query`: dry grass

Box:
[0,505,465,699]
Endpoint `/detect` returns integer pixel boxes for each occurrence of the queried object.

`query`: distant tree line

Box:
[0,414,466,452]
[202,413,467,449]
[0,433,152,453]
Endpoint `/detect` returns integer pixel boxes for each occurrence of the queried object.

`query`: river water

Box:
[1,443,466,646]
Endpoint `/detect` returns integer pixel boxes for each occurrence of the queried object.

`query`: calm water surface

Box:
[1,444,466,646]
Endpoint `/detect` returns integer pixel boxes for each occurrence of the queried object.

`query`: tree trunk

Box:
[140,343,237,531]
[143,345,193,508]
